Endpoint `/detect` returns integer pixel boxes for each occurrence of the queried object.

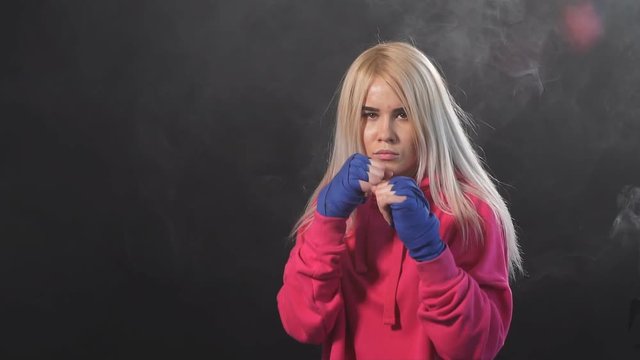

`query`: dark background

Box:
[2,0,640,358]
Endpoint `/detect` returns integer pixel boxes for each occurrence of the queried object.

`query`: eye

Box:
[362,112,378,120]
[396,111,408,120]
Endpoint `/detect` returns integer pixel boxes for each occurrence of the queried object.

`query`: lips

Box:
[373,150,399,161]
[374,150,399,155]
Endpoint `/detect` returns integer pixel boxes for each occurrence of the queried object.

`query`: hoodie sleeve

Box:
[276,210,347,344]
[416,200,513,360]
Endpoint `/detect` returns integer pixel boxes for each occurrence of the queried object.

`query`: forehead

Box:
[363,77,404,107]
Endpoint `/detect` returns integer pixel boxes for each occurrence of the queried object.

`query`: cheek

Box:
[403,148,417,168]
[362,125,375,150]
[401,127,417,156]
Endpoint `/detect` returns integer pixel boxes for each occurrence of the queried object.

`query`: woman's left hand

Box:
[376,176,446,262]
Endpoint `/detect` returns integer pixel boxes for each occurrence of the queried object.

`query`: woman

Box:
[277,41,523,360]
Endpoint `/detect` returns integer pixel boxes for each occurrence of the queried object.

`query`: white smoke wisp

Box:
[610,185,640,242]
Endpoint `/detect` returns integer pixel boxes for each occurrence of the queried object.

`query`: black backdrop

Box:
[3,0,640,359]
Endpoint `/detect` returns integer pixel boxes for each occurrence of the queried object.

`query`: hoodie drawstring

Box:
[355,197,406,327]
[382,239,405,327]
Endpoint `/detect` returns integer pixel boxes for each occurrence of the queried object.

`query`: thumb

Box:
[383,170,394,180]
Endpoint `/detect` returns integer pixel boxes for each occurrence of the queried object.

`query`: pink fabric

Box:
[277,177,512,360]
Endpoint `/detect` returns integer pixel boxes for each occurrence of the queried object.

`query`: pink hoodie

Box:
[277,176,512,360]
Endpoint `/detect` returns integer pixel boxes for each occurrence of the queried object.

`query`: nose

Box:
[376,116,397,143]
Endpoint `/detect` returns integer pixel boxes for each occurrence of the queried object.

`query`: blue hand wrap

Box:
[389,176,446,261]
[317,153,370,218]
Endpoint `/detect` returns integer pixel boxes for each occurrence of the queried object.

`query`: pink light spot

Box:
[563,1,604,53]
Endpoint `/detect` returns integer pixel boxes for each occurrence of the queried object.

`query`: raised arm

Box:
[384,177,512,359]
[277,153,373,344]
[415,201,512,359]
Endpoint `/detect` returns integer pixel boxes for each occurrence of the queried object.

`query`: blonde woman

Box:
[277,42,523,360]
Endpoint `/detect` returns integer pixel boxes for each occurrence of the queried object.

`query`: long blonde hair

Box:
[290,41,524,279]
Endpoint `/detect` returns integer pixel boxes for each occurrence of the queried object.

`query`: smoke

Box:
[610,185,640,249]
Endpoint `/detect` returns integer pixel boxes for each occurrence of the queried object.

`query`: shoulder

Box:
[446,190,507,267]
[467,191,498,225]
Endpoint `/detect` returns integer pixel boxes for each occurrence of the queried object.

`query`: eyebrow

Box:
[361,106,406,113]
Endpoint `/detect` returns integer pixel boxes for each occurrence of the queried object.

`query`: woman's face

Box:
[361,77,418,177]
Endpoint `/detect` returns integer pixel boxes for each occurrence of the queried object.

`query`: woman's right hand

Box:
[317,153,391,218]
